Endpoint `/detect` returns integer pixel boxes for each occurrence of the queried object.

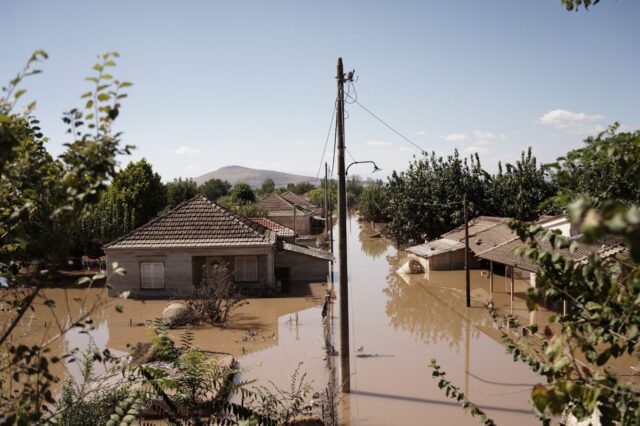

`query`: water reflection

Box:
[383,257,485,349]
[356,221,391,259]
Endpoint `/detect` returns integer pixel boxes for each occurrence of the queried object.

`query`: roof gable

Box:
[257,194,308,213]
[280,191,317,210]
[105,195,274,249]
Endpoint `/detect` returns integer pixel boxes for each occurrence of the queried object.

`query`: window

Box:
[140,262,165,289]
[234,256,258,282]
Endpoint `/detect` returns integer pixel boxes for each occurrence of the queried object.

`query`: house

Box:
[405,216,508,271]
[104,195,333,298]
[472,216,624,289]
[256,193,316,234]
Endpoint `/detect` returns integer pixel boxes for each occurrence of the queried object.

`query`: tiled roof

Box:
[407,216,508,259]
[249,217,296,237]
[468,223,519,256]
[104,195,274,249]
[476,235,625,272]
[257,194,295,211]
[442,216,509,241]
[280,191,318,211]
[279,241,334,261]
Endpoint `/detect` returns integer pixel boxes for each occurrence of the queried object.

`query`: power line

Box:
[345,91,428,154]
[315,99,338,186]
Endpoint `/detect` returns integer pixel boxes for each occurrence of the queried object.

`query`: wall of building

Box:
[274,250,329,283]
[106,246,274,298]
[267,212,312,234]
[428,249,482,271]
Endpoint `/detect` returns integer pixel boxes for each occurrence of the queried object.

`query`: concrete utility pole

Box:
[464,194,471,308]
[336,57,351,393]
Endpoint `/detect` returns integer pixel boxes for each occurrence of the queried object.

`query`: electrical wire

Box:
[314,99,337,186]
[345,91,428,154]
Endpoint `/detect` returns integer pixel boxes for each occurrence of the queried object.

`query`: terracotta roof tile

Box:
[104,195,274,249]
[249,217,296,237]
[280,191,318,210]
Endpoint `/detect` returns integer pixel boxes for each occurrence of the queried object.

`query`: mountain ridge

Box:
[193,165,317,188]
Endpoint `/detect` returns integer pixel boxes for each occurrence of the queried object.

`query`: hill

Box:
[193,165,317,188]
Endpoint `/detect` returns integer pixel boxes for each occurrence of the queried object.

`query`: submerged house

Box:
[406,216,509,272]
[256,193,318,234]
[104,195,332,298]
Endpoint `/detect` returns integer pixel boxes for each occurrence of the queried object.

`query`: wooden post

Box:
[510,265,515,313]
[489,260,494,300]
[464,195,470,308]
[336,57,351,393]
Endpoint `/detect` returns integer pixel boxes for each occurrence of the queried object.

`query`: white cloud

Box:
[537,109,606,134]
[366,140,392,146]
[399,146,414,152]
[174,145,199,155]
[293,140,305,145]
[416,130,426,136]
[473,130,496,141]
[438,132,468,142]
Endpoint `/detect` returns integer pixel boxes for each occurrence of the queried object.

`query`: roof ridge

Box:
[104,194,274,248]
[196,195,273,241]
[103,194,203,248]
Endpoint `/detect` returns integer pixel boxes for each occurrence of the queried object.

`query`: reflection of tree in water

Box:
[383,255,487,349]
[357,221,391,259]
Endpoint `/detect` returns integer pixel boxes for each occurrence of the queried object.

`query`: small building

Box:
[104,195,332,298]
[406,216,508,271]
[256,193,316,234]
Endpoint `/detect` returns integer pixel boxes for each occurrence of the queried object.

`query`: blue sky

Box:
[3,0,639,182]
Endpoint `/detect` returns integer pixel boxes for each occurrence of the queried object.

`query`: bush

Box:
[187,262,246,324]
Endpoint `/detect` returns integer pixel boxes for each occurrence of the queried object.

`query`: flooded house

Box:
[256,192,323,234]
[405,216,508,272]
[104,195,332,298]
[405,214,625,310]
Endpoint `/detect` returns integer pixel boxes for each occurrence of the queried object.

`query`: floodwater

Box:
[4,215,554,425]
[337,217,541,425]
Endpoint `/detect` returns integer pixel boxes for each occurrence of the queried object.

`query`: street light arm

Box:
[346,160,381,176]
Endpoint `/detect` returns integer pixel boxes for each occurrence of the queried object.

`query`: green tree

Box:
[230,182,256,204]
[357,181,389,222]
[166,177,197,208]
[286,181,315,195]
[260,178,275,196]
[550,125,640,207]
[384,150,489,243]
[111,158,166,227]
[198,178,230,201]
[489,147,558,221]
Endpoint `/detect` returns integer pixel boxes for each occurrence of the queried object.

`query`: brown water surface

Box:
[5,216,561,425]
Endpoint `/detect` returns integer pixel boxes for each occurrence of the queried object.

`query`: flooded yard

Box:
[4,215,552,425]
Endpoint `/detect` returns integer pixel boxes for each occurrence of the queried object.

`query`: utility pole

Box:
[464,194,470,308]
[336,57,350,393]
[324,162,329,237]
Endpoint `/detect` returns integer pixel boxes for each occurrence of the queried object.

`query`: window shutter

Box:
[141,262,164,289]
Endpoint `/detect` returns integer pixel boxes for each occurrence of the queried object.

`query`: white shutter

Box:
[140,262,164,288]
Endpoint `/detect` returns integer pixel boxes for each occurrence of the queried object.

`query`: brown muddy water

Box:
[5,216,548,425]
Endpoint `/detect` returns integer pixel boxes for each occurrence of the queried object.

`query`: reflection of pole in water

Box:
[464,318,470,405]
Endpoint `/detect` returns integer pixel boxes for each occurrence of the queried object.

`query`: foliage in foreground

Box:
[0,50,132,424]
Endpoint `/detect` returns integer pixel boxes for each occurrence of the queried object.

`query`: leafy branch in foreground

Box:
[428,359,496,426]
[0,50,132,425]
